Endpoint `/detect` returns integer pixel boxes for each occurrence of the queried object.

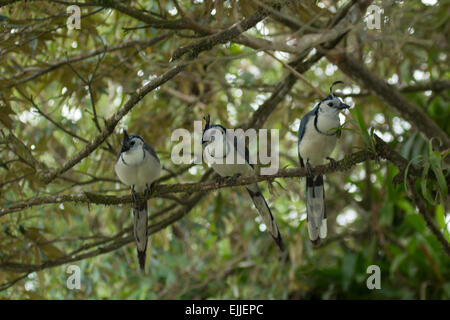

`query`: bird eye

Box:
[130,141,135,146]
[327,102,333,107]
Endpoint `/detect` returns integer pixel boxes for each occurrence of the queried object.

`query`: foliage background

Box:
[0,0,449,299]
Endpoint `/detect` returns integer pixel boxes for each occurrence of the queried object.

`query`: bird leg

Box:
[305,159,314,177]
[131,185,138,203]
[144,182,155,198]
[326,156,338,170]
[227,173,241,185]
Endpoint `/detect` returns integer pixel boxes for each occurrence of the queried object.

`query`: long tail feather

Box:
[305,175,327,245]
[133,200,148,271]
[246,184,285,251]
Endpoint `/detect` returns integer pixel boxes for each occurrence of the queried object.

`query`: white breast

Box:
[299,117,338,166]
[316,113,340,135]
[115,149,161,193]
[121,147,145,166]
[206,136,255,178]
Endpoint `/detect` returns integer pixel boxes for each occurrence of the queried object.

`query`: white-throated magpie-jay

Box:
[202,116,284,251]
[115,130,161,270]
[298,81,350,245]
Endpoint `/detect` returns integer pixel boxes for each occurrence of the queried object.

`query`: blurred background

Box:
[0,0,449,299]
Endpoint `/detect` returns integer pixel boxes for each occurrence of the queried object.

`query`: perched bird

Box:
[202,115,284,251]
[298,81,350,245]
[114,130,161,270]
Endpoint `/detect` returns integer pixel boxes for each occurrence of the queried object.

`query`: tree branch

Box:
[374,135,450,256]
[327,49,450,149]
[170,0,285,61]
[0,192,206,274]
[341,80,450,97]
[1,149,376,217]
[408,178,450,257]
[2,34,170,88]
[36,61,188,184]
[28,2,295,185]
[6,135,447,258]
[244,0,373,130]
[4,132,47,172]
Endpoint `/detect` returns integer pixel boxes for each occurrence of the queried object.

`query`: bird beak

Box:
[339,102,351,110]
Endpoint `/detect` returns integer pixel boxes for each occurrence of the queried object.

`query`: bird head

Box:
[318,81,351,114]
[120,130,143,153]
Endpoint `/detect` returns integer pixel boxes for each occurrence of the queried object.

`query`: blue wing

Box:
[298,104,319,167]
[233,135,253,169]
[298,104,319,143]
[143,142,160,163]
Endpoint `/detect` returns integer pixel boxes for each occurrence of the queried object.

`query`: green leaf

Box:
[396,199,415,216]
[435,204,445,230]
[341,253,357,279]
[405,213,426,233]
[350,105,374,152]
[390,252,407,276]
[380,202,394,226]
[420,161,437,205]
[229,43,243,55]
[403,155,422,194]
[429,151,448,203]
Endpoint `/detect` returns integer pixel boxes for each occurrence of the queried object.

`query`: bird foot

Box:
[326,157,338,170]
[227,173,241,185]
[216,176,227,184]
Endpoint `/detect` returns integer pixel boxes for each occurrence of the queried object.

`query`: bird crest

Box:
[327,80,344,100]
[203,114,211,133]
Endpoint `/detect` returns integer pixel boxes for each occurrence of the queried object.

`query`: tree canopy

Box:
[0,0,449,299]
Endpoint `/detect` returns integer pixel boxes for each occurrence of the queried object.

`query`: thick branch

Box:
[327,50,450,149]
[171,1,284,61]
[0,0,19,7]
[0,149,376,217]
[342,80,450,97]
[245,0,373,130]
[2,0,187,29]
[398,80,450,94]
